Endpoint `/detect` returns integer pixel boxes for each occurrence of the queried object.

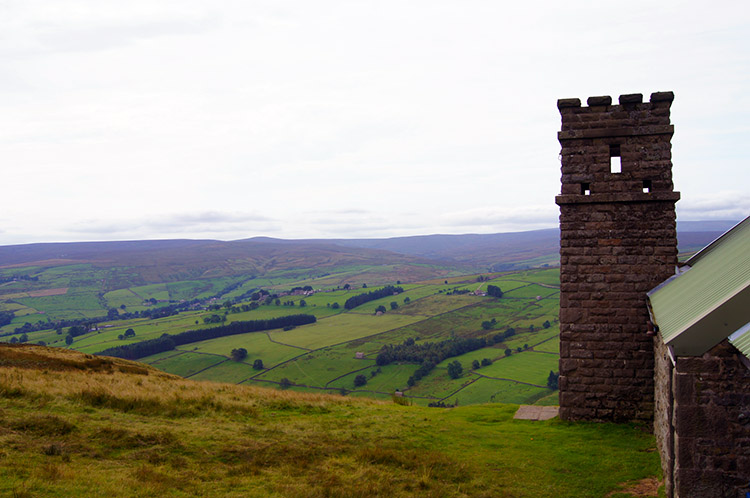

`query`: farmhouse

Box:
[555,92,749,497]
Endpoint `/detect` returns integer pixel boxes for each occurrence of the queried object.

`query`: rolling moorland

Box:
[0,223,731,407]
[0,223,735,496]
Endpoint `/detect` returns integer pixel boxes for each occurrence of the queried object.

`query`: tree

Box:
[529,324,535,332]
[299,300,306,308]
[472,359,480,370]
[343,284,351,290]
[274,298,281,306]
[279,378,292,389]
[19,333,28,343]
[230,348,248,361]
[253,359,264,370]
[486,285,503,298]
[547,371,559,390]
[403,297,410,304]
[481,358,492,366]
[65,334,74,346]
[124,328,136,338]
[447,360,463,379]
[362,283,367,288]
[331,302,340,309]
[543,320,551,329]
[9,336,18,344]
[375,305,387,314]
[390,301,398,310]
[504,348,512,357]
[354,374,367,387]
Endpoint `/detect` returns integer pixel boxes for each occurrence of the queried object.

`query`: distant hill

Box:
[0,220,736,282]
[0,238,439,284]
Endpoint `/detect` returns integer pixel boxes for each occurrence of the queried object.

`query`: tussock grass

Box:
[1,344,660,497]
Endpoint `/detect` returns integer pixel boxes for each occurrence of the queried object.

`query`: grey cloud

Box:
[677,193,750,221]
[67,211,278,237]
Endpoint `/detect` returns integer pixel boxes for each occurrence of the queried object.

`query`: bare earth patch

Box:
[607,477,660,497]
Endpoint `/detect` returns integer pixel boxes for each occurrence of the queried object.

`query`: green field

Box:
[5,266,563,407]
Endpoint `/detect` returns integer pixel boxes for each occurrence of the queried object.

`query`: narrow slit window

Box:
[610,144,622,173]
[643,180,652,193]
[581,183,591,195]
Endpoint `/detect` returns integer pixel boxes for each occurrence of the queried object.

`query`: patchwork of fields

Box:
[2,266,561,406]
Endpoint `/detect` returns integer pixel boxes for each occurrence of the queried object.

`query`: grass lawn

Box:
[477,350,560,386]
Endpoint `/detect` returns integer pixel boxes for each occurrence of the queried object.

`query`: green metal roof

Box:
[647,216,750,356]
[729,323,750,359]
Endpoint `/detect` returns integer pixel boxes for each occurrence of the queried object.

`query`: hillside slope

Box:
[1,344,660,497]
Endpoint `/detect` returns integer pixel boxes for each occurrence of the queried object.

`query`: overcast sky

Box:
[1,0,748,245]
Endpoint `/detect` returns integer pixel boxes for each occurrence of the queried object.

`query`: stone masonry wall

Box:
[670,340,750,497]
[556,92,679,422]
[654,337,676,497]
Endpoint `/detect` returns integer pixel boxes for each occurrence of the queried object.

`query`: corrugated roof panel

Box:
[648,216,750,356]
[729,323,750,359]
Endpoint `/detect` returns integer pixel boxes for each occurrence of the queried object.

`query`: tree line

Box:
[96,314,316,360]
[344,285,404,310]
[376,336,490,387]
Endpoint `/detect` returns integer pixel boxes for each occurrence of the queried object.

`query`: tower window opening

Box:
[581,183,591,195]
[643,180,652,193]
[609,144,622,173]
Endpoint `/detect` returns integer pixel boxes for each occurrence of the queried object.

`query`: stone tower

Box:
[555,92,680,422]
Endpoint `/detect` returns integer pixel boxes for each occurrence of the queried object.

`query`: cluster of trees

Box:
[0,274,38,283]
[280,299,306,307]
[471,358,493,369]
[203,314,226,324]
[445,289,470,295]
[490,327,516,344]
[486,285,503,298]
[376,336,489,367]
[481,318,497,330]
[0,311,14,327]
[447,360,463,379]
[117,328,136,340]
[377,336,490,388]
[97,314,316,360]
[231,348,248,361]
[8,333,28,344]
[344,285,404,310]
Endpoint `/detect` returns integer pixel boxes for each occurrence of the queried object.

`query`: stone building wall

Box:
[556,92,680,422]
[665,340,750,497]
[654,337,676,496]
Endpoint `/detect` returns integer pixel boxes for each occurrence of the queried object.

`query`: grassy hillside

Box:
[1,344,660,497]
